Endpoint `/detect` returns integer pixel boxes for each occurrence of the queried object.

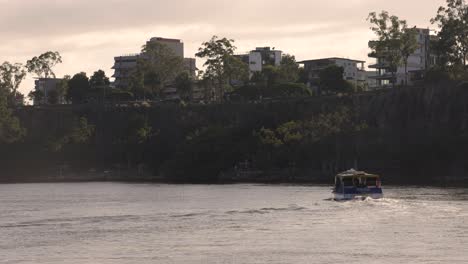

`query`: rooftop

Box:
[298,57,365,64]
[149,37,182,43]
[336,169,379,178]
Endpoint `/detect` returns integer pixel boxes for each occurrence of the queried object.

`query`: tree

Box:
[0,85,25,143]
[28,90,44,104]
[56,75,70,104]
[12,92,25,106]
[318,65,353,94]
[26,51,62,79]
[137,41,184,98]
[195,36,237,101]
[175,71,194,101]
[89,70,110,103]
[368,11,406,87]
[89,70,110,88]
[0,62,26,99]
[249,55,300,89]
[262,65,280,87]
[66,72,90,104]
[224,55,249,86]
[400,27,419,85]
[128,68,145,100]
[278,54,300,83]
[431,0,468,67]
[269,83,312,98]
[47,117,95,153]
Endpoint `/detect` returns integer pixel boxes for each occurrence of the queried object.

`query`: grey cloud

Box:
[0,0,447,96]
[1,0,444,41]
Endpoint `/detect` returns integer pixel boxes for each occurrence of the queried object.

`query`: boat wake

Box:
[226,205,307,215]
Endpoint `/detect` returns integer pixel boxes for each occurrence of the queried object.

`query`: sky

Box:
[0,0,446,96]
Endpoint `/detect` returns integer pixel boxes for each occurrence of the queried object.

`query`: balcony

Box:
[368,63,391,69]
[368,73,394,80]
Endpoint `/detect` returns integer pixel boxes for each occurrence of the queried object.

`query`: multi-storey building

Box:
[112,37,196,90]
[298,57,367,91]
[235,47,283,76]
[33,78,65,105]
[112,54,140,89]
[368,28,431,87]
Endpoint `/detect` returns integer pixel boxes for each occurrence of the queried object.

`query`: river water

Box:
[0,183,467,264]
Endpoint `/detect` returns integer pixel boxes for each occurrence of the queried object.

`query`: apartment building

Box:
[112,37,196,90]
[235,47,282,76]
[33,78,65,105]
[368,28,431,87]
[298,57,367,90]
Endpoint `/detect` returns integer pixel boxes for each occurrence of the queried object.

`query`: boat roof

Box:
[336,169,380,178]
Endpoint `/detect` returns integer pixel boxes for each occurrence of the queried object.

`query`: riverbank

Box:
[2,166,468,187]
[2,82,468,185]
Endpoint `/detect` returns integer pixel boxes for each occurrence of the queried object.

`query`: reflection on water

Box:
[0,183,467,264]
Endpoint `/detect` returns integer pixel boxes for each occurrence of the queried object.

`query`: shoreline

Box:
[1,175,467,187]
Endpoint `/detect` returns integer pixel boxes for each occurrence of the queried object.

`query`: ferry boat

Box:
[332,169,383,200]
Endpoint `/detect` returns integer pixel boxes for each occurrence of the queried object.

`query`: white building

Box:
[112,37,196,90]
[298,57,367,90]
[147,37,184,58]
[368,28,431,87]
[236,47,283,77]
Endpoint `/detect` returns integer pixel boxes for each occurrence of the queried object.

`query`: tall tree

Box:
[56,75,71,104]
[318,65,353,94]
[196,36,237,101]
[89,70,111,103]
[431,0,468,67]
[26,51,62,79]
[129,68,146,100]
[0,84,25,143]
[138,41,184,98]
[278,54,300,83]
[0,62,26,99]
[66,72,90,104]
[175,71,194,101]
[400,27,419,85]
[28,90,44,105]
[368,11,405,87]
[89,70,110,88]
[224,55,249,86]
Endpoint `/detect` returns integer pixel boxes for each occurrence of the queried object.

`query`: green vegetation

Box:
[130,41,184,100]
[431,0,468,67]
[26,51,62,79]
[0,87,25,144]
[175,71,194,101]
[318,65,353,94]
[0,63,26,143]
[0,62,27,105]
[67,72,91,104]
[196,35,239,101]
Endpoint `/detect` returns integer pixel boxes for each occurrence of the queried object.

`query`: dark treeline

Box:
[1,82,468,185]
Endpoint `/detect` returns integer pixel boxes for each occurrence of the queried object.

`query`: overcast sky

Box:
[0,0,446,95]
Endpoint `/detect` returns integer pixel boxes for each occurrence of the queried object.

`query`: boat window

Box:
[342,178,353,186]
[354,177,367,188]
[367,178,377,186]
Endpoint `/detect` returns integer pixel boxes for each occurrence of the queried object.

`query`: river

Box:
[0,183,467,263]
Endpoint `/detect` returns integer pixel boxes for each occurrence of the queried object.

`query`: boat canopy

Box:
[336,169,380,179]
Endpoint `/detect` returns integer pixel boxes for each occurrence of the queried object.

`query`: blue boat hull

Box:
[333,187,383,200]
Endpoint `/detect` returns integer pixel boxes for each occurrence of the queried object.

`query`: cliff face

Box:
[3,83,468,184]
[359,83,468,184]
